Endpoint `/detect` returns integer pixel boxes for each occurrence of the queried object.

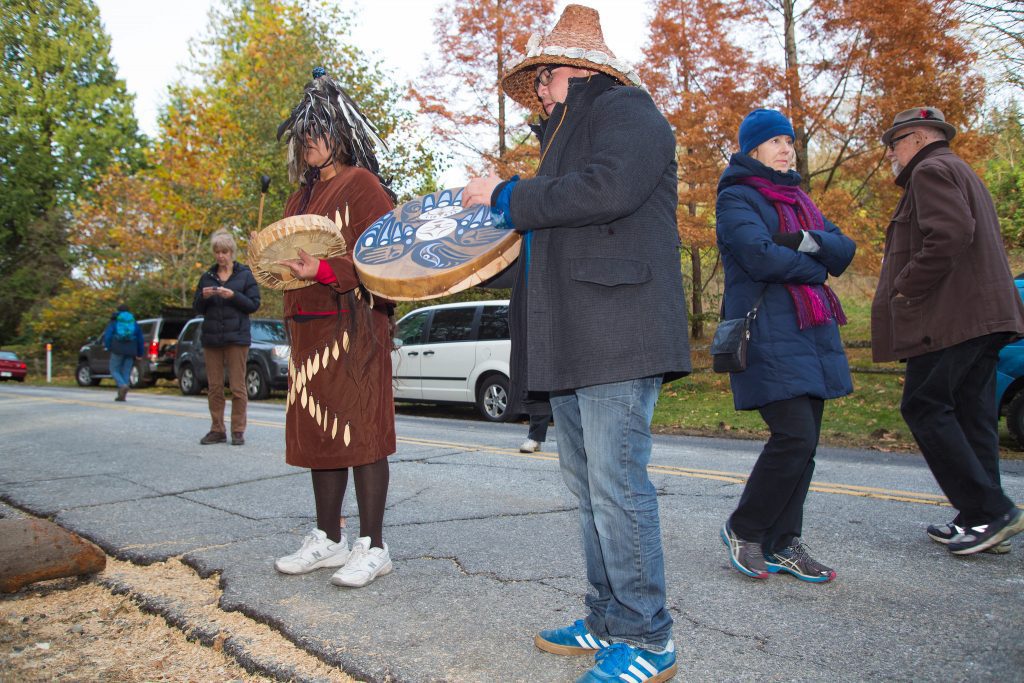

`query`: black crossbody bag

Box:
[711,291,765,373]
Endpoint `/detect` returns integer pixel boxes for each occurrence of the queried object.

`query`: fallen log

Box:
[0,518,106,593]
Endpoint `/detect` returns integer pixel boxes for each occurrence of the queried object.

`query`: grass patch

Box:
[654,371,915,453]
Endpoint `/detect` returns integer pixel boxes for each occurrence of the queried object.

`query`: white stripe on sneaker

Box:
[636,655,659,674]
[627,664,648,679]
[576,635,590,648]
[618,673,639,683]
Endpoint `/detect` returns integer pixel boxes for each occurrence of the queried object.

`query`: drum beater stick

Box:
[257,174,271,230]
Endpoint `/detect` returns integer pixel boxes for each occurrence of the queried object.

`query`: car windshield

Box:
[251,320,286,343]
[0,351,18,360]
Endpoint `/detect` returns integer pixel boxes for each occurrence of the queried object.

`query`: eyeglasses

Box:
[534,65,564,91]
[887,132,916,151]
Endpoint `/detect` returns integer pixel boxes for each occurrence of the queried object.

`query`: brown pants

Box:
[205,345,248,434]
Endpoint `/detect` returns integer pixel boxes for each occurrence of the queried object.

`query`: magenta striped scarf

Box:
[738,176,847,330]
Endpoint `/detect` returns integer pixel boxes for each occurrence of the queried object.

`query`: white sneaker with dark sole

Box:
[275,529,350,574]
[330,536,392,587]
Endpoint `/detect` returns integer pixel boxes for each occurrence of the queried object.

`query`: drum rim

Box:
[353,187,521,301]
[248,213,347,291]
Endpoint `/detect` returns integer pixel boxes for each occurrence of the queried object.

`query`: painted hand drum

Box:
[248,213,347,291]
[353,187,521,301]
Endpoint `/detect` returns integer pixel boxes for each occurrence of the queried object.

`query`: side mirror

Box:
[392,338,403,349]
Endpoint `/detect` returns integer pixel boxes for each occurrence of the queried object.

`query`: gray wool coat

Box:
[507,74,691,392]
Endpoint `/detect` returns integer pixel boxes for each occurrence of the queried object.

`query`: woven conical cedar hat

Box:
[248,212,347,290]
[501,4,642,114]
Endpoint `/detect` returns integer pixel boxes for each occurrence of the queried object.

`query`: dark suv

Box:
[76,309,191,388]
[173,317,289,400]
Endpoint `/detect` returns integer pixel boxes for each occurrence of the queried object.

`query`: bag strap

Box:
[719,286,767,322]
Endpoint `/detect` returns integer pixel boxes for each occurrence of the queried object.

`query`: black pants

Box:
[524,394,551,443]
[730,395,824,554]
[901,333,1015,526]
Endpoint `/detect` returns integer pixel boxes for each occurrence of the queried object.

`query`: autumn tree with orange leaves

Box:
[748,0,986,265]
[643,0,767,338]
[412,0,554,178]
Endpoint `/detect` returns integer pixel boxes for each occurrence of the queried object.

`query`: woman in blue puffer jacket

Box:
[716,109,855,584]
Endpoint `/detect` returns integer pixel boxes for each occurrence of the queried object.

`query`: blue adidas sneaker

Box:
[534,619,610,655]
[577,641,677,682]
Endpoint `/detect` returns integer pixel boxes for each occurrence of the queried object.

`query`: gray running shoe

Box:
[949,508,1024,555]
[721,522,768,579]
[928,521,1010,554]
[764,538,836,583]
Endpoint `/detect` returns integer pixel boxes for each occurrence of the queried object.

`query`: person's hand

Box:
[772,231,804,250]
[276,247,321,280]
[463,172,502,208]
[216,286,234,299]
[202,286,217,299]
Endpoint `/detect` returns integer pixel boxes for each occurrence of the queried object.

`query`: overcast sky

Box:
[93,0,650,137]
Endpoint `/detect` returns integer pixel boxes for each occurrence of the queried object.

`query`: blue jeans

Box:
[549,376,671,650]
[109,353,135,389]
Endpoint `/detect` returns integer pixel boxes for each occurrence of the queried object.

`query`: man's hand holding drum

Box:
[462,172,501,209]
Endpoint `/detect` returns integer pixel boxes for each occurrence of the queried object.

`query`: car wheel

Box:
[76,362,100,386]
[476,373,513,422]
[1007,392,1024,449]
[246,364,270,400]
[179,364,201,396]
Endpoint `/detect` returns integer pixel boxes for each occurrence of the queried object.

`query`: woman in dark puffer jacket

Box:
[193,229,260,446]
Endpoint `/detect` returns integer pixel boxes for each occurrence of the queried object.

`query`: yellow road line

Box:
[0,391,984,510]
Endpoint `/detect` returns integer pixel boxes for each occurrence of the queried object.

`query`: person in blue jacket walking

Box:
[103,304,145,402]
[716,109,856,583]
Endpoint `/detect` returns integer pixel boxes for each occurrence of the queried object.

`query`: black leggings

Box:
[311,458,390,549]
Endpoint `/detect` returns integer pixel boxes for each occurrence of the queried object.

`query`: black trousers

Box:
[524,393,552,443]
[730,395,824,554]
[901,333,1015,526]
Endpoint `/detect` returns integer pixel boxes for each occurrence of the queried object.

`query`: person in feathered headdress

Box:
[272,67,398,589]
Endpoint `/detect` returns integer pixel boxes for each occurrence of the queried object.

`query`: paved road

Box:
[1,384,1022,682]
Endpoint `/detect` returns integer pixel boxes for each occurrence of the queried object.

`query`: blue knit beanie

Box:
[738,109,795,155]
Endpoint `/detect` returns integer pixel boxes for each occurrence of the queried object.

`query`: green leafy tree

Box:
[0,0,145,344]
[31,0,441,347]
[985,102,1024,247]
[183,0,441,221]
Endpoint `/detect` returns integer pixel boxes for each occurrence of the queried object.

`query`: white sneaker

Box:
[275,529,350,575]
[330,536,392,587]
[519,438,540,453]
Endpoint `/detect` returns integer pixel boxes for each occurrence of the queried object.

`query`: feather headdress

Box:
[277,67,388,186]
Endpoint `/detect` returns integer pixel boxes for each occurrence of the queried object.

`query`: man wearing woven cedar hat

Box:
[872,107,1024,556]
[464,5,689,681]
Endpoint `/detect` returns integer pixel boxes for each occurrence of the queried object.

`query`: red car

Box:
[0,351,27,382]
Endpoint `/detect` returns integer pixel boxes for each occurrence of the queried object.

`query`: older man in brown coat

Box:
[872,106,1024,555]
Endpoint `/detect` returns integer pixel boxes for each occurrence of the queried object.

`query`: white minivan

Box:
[391,300,515,422]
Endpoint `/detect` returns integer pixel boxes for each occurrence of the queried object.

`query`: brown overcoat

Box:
[871,143,1024,362]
